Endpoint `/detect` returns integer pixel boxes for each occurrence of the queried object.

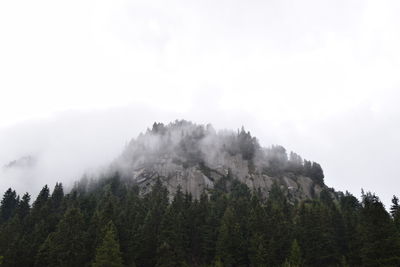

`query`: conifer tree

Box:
[51,183,64,210]
[32,185,50,211]
[391,195,400,231]
[248,195,268,267]
[390,195,399,217]
[283,239,302,267]
[215,206,243,266]
[136,179,169,267]
[156,187,188,266]
[0,188,18,223]
[15,192,30,220]
[92,221,124,267]
[36,207,87,267]
[359,192,400,266]
[339,192,362,265]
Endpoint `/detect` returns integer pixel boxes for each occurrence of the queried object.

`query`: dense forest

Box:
[1,173,400,267]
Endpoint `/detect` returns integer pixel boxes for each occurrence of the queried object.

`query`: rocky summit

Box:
[111,120,327,201]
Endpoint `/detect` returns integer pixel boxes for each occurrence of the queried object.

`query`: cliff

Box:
[111,120,327,201]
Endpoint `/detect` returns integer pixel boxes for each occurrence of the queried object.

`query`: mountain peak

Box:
[109,121,327,201]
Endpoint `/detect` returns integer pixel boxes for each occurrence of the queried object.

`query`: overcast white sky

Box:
[1,0,400,206]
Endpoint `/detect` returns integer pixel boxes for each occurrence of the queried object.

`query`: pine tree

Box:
[92,221,124,267]
[390,195,399,217]
[32,185,50,211]
[118,185,141,266]
[0,188,18,223]
[339,191,362,265]
[35,207,87,267]
[136,179,169,267]
[359,192,400,266]
[296,201,340,266]
[249,233,268,267]
[51,182,64,210]
[156,187,188,266]
[15,192,30,220]
[283,239,302,267]
[309,162,324,185]
[215,206,243,267]
[391,195,400,231]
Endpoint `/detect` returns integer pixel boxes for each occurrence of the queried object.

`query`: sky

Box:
[0,0,400,207]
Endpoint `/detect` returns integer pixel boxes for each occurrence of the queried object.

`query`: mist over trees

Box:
[116,120,325,185]
[0,175,400,266]
[0,121,396,266]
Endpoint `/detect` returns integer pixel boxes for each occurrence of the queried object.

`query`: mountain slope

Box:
[2,121,400,267]
[110,120,328,201]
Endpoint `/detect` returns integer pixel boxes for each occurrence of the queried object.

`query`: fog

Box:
[1,0,400,206]
[1,101,400,208]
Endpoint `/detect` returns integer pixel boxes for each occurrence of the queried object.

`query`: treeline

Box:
[1,174,400,267]
[261,147,325,185]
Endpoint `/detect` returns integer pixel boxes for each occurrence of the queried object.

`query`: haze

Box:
[0,0,400,206]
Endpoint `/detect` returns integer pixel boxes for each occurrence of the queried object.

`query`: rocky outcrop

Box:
[112,120,326,201]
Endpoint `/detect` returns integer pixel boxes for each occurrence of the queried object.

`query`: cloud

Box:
[0,0,400,206]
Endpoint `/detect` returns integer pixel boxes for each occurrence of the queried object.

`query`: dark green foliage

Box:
[296,200,342,266]
[308,162,325,185]
[33,185,50,211]
[0,188,18,223]
[1,176,400,267]
[156,187,188,266]
[358,192,400,266]
[2,122,398,266]
[215,206,244,266]
[284,239,302,267]
[135,179,169,267]
[92,221,124,267]
[391,195,400,217]
[391,195,400,232]
[15,193,30,220]
[50,183,64,210]
[35,207,87,267]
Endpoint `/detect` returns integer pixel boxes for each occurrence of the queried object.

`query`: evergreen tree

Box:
[51,183,64,210]
[92,221,124,267]
[1,155,400,267]
[0,188,18,223]
[391,195,400,231]
[215,206,245,266]
[359,192,400,266]
[283,239,302,267]
[18,185,53,267]
[248,195,268,267]
[390,195,399,217]
[32,185,50,211]
[136,179,169,267]
[156,187,188,266]
[296,201,341,266]
[15,192,30,220]
[339,191,362,265]
[310,162,324,185]
[35,207,87,267]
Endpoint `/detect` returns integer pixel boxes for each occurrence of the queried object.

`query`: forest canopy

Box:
[0,175,399,267]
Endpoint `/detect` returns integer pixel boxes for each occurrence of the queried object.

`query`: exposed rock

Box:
[112,120,327,201]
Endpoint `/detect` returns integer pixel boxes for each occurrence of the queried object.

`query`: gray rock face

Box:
[112,121,325,201]
[116,149,323,201]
